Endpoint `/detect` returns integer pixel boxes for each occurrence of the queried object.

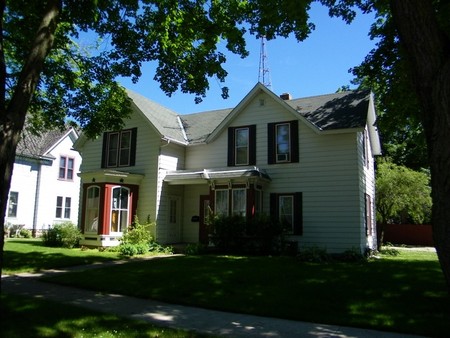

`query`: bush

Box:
[122,217,154,245]
[19,229,32,238]
[42,222,82,248]
[297,246,329,263]
[119,243,138,257]
[208,214,283,255]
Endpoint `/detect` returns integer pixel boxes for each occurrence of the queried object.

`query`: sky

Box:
[118,3,378,115]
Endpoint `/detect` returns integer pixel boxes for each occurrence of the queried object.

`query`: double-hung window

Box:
[270,192,303,235]
[59,156,74,180]
[7,191,18,217]
[228,125,256,166]
[56,196,71,219]
[268,120,299,164]
[101,128,137,168]
[85,186,100,233]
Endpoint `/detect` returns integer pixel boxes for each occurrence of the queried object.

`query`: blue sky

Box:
[119,3,377,115]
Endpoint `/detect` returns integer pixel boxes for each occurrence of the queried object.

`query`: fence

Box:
[382,224,433,246]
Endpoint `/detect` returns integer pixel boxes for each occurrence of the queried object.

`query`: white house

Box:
[5,126,81,236]
[74,83,381,253]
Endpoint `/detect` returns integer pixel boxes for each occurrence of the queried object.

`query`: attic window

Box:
[259,99,265,106]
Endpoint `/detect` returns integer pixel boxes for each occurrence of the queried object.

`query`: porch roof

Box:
[164,167,271,185]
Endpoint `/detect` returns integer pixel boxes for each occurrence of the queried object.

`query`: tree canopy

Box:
[376,160,432,225]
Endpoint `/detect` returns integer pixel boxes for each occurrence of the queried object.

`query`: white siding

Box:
[186,93,366,252]
[7,132,81,233]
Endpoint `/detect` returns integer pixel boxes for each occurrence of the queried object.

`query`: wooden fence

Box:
[382,224,433,246]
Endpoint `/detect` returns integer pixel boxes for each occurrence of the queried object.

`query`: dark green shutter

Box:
[129,128,137,166]
[290,120,299,163]
[293,192,303,235]
[101,132,108,168]
[267,123,275,164]
[227,127,235,166]
[249,125,256,165]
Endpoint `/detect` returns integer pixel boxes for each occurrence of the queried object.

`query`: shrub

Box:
[148,242,173,255]
[297,246,329,263]
[42,222,82,248]
[122,217,154,245]
[208,214,284,255]
[185,243,207,255]
[119,243,138,257]
[19,229,32,238]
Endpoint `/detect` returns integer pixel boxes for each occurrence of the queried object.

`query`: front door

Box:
[199,195,211,244]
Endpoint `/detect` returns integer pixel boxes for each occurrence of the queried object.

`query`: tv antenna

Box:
[258,36,272,90]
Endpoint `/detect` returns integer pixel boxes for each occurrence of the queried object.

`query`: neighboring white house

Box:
[74,83,381,253]
[5,126,81,236]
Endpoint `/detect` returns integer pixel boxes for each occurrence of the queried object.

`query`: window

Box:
[56,196,71,219]
[110,186,130,233]
[215,189,229,216]
[85,186,100,233]
[59,156,74,180]
[7,191,18,217]
[101,128,137,168]
[232,188,246,216]
[365,193,373,236]
[228,125,256,166]
[270,192,303,235]
[268,120,299,164]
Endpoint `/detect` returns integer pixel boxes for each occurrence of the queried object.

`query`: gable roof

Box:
[126,89,187,143]
[16,126,77,160]
[286,90,370,131]
[77,84,378,151]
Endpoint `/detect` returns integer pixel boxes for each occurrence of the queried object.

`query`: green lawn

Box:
[2,239,450,337]
[2,238,122,274]
[45,248,450,337]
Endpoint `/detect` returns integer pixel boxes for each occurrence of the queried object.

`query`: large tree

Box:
[0,0,314,290]
[322,0,450,291]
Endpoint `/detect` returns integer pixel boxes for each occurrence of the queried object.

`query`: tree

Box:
[376,160,432,247]
[0,0,315,290]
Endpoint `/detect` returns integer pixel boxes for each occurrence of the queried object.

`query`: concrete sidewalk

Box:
[2,265,424,338]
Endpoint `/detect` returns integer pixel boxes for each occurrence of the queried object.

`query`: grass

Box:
[2,238,122,274]
[2,239,450,337]
[0,293,208,338]
[45,248,450,337]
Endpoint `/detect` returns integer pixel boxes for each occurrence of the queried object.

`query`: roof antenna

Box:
[258,35,272,90]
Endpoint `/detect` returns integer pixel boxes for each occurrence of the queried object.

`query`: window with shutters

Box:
[227,125,256,166]
[270,192,303,235]
[268,120,299,164]
[101,128,137,168]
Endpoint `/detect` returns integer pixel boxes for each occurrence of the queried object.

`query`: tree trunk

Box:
[390,0,450,292]
[0,0,60,293]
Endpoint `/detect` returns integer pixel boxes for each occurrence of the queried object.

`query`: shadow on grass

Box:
[0,294,202,338]
[46,255,450,337]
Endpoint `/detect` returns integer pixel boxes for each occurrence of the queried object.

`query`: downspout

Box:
[32,161,42,237]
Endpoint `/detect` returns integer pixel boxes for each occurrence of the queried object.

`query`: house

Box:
[74,83,381,253]
[5,125,81,236]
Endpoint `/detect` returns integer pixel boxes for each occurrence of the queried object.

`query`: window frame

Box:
[268,120,299,164]
[227,125,256,166]
[101,128,137,168]
[7,191,19,217]
[110,186,130,234]
[55,196,71,219]
[270,192,303,235]
[59,156,75,180]
[85,186,100,233]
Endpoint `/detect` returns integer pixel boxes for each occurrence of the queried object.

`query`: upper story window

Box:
[59,156,74,180]
[101,128,137,168]
[228,125,256,166]
[268,120,299,164]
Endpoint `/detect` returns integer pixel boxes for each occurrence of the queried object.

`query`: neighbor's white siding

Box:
[6,132,81,233]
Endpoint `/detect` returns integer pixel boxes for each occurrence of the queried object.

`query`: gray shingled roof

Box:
[286,90,370,131]
[126,88,370,146]
[181,108,232,144]
[126,89,186,143]
[16,127,69,159]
